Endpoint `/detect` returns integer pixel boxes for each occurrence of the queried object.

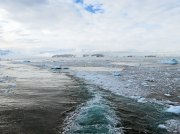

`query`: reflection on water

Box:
[0,61,91,134]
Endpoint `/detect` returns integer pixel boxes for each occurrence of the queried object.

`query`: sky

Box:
[0,0,180,53]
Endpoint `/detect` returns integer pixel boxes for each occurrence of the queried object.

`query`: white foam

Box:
[62,94,123,134]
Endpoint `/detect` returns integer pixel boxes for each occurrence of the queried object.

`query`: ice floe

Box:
[164,93,171,97]
[166,105,180,114]
[158,124,167,129]
[158,119,180,133]
[74,70,179,106]
[137,97,147,103]
[113,71,121,77]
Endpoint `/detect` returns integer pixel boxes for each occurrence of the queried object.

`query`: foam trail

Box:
[62,94,123,134]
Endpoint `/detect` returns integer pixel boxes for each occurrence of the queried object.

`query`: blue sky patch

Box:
[74,0,83,4]
[85,4,103,14]
[73,0,104,14]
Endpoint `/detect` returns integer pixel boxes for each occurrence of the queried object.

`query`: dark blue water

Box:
[63,94,123,134]
[62,84,179,134]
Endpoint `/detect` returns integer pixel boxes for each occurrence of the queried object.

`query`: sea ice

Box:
[158,119,180,133]
[165,119,180,133]
[113,71,121,76]
[137,97,147,103]
[164,93,171,97]
[158,124,167,129]
[166,105,180,114]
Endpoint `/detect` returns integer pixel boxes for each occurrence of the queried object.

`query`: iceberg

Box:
[162,59,178,65]
[166,106,180,114]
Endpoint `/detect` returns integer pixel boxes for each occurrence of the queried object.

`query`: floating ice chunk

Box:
[130,96,147,103]
[145,78,155,82]
[113,72,121,77]
[164,119,180,133]
[164,93,171,97]
[23,60,31,63]
[166,106,180,114]
[158,124,167,129]
[127,79,133,82]
[141,82,149,87]
[162,59,178,65]
[51,66,62,69]
[137,97,147,103]
[51,66,69,70]
[158,120,180,133]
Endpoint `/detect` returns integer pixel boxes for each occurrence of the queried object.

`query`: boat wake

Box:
[62,93,123,134]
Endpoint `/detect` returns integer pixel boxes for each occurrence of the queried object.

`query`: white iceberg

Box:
[166,105,180,114]
[162,59,178,65]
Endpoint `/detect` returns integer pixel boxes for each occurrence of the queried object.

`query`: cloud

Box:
[0,0,49,7]
[0,0,180,53]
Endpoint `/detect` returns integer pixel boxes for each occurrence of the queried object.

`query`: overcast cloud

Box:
[0,0,180,53]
